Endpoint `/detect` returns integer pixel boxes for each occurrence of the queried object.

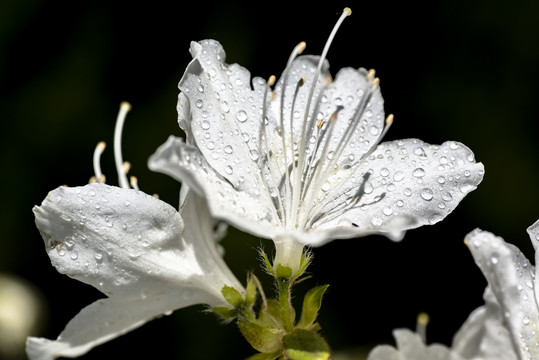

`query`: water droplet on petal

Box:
[393,171,404,182]
[383,207,393,216]
[380,168,389,177]
[195,99,204,108]
[224,145,233,154]
[225,165,233,174]
[236,110,248,122]
[201,120,210,130]
[321,182,331,192]
[413,168,426,178]
[371,216,383,227]
[420,188,434,201]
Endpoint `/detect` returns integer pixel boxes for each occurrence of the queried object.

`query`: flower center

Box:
[259,8,393,231]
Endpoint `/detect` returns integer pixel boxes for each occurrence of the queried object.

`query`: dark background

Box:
[1,0,538,359]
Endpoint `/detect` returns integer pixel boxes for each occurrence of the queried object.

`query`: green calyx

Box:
[240,250,330,359]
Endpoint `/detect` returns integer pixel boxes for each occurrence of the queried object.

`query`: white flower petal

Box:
[26,293,208,360]
[30,183,243,359]
[310,139,484,245]
[452,288,518,360]
[149,135,279,239]
[465,227,539,359]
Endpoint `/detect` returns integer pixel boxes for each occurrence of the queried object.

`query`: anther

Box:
[366,69,376,81]
[317,120,324,129]
[385,114,394,126]
[343,7,352,16]
[296,41,307,55]
[416,312,430,343]
[130,176,139,191]
[370,77,380,88]
[92,141,107,183]
[123,161,131,175]
[298,76,306,87]
[268,75,276,87]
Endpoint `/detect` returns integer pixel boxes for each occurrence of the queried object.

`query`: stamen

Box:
[370,77,380,88]
[113,101,132,189]
[292,8,352,225]
[416,312,430,343]
[366,69,376,81]
[130,176,139,191]
[123,161,131,175]
[92,141,106,183]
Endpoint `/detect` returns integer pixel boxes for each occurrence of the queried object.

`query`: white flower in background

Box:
[26,103,244,360]
[368,290,518,360]
[465,219,539,360]
[149,8,484,271]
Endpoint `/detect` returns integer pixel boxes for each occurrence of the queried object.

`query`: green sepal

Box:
[238,319,284,353]
[283,329,330,360]
[261,251,274,276]
[258,299,283,328]
[213,306,237,320]
[245,350,282,360]
[296,285,329,329]
[245,277,258,307]
[221,285,244,307]
[275,264,292,279]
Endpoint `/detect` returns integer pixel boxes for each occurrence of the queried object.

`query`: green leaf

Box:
[283,329,330,360]
[296,285,329,329]
[275,264,292,279]
[221,285,244,307]
[238,319,284,353]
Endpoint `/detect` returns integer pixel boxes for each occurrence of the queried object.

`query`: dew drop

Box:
[236,110,248,122]
[195,99,204,108]
[207,141,216,150]
[201,120,210,130]
[523,316,530,325]
[225,165,233,174]
[321,182,331,192]
[393,171,404,182]
[370,215,383,227]
[437,176,446,184]
[380,168,389,177]
[412,168,426,178]
[249,149,259,161]
[396,200,404,207]
[70,251,78,260]
[383,207,393,216]
[404,188,412,196]
[224,145,233,154]
[420,188,434,201]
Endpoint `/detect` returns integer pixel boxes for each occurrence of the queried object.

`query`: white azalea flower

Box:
[465,219,539,360]
[149,9,484,271]
[368,289,517,360]
[27,103,244,360]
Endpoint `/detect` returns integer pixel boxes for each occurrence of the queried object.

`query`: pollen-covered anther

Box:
[91,141,107,184]
[343,7,352,16]
[296,41,307,55]
[317,119,324,129]
[385,114,394,126]
[268,75,276,87]
[123,161,131,176]
[366,69,376,81]
[129,176,139,191]
[370,77,380,88]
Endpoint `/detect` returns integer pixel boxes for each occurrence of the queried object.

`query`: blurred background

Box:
[1,0,538,358]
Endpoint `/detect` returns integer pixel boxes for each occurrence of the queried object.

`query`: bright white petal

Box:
[26,292,208,360]
[465,228,539,359]
[30,183,242,359]
[452,288,518,360]
[309,139,484,246]
[148,135,279,239]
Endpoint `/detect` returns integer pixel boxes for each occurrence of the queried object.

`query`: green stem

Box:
[277,278,295,332]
